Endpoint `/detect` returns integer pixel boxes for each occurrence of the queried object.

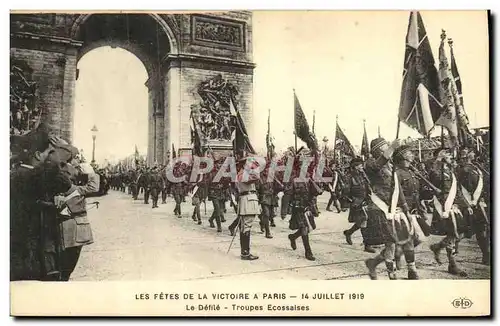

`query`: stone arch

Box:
[70,13,179,55]
[77,39,154,78]
[71,14,175,164]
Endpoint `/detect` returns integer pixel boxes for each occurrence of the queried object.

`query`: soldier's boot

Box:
[334,200,342,213]
[259,219,265,233]
[208,217,215,228]
[240,231,259,261]
[289,231,300,250]
[326,197,333,211]
[302,235,315,261]
[476,231,490,265]
[144,190,150,205]
[404,250,419,279]
[447,248,467,277]
[270,217,276,227]
[343,224,360,245]
[364,245,377,253]
[395,246,404,270]
[162,191,167,204]
[430,241,445,265]
[365,254,384,280]
[407,262,419,280]
[264,221,273,239]
[192,210,197,221]
[216,215,222,233]
[229,218,239,236]
[176,203,182,218]
[385,261,397,280]
[454,240,460,255]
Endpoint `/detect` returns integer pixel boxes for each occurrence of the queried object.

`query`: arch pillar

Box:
[145,74,165,165]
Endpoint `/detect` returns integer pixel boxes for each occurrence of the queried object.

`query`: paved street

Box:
[72,190,491,281]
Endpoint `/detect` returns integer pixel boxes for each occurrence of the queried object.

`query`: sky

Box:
[74,10,489,165]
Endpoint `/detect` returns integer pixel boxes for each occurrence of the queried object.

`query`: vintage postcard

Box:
[9,10,490,317]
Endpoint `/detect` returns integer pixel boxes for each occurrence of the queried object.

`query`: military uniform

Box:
[280,182,293,219]
[57,159,98,281]
[429,150,470,277]
[191,176,207,225]
[149,168,164,208]
[363,138,412,280]
[236,164,261,260]
[457,153,489,265]
[172,181,185,217]
[258,180,274,239]
[343,158,371,247]
[326,168,345,213]
[287,179,322,261]
[208,182,225,231]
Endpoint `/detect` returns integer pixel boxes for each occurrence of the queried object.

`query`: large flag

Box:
[398,11,443,136]
[448,38,473,145]
[294,91,318,152]
[334,121,356,163]
[361,120,370,158]
[435,30,459,146]
[230,96,256,159]
[190,116,204,157]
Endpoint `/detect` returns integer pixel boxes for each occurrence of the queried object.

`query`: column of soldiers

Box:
[105,139,489,274]
[339,137,490,280]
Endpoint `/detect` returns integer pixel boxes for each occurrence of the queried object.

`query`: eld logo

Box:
[451,297,473,309]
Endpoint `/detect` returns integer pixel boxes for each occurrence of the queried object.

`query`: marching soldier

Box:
[258,171,274,239]
[326,163,345,213]
[161,165,168,204]
[172,179,185,218]
[287,153,323,261]
[208,178,224,232]
[456,147,490,265]
[429,148,470,277]
[191,174,207,225]
[342,157,371,249]
[235,157,261,260]
[363,138,412,280]
[392,145,426,279]
[149,166,164,208]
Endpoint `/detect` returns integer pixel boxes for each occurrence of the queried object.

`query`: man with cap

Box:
[363,137,411,280]
[392,145,426,279]
[342,157,371,250]
[428,148,470,277]
[149,166,164,208]
[456,146,489,265]
[326,162,345,213]
[53,144,98,281]
[235,156,261,260]
[10,123,64,280]
[257,167,275,239]
[287,154,323,262]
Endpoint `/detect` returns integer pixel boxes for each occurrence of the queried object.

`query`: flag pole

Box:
[293,89,298,154]
[441,126,445,148]
[334,114,338,164]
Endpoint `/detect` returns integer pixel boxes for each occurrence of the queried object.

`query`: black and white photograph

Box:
[9,9,491,316]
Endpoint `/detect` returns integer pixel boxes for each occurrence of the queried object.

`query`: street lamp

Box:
[91,124,98,165]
